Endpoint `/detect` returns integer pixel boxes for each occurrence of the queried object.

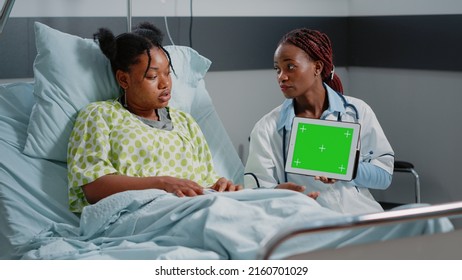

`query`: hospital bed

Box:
[1,13,461,259]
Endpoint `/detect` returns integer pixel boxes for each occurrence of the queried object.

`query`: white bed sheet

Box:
[0,82,80,259]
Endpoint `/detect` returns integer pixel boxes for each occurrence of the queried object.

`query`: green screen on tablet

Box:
[285,117,360,181]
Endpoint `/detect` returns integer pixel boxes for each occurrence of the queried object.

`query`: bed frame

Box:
[258,201,462,259]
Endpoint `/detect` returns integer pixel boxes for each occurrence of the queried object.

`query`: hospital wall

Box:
[1,0,462,227]
[347,1,462,229]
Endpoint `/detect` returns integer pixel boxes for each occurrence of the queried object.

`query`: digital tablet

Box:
[285,117,361,181]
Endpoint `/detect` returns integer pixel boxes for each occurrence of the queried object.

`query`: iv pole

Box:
[0,0,15,35]
[127,0,132,32]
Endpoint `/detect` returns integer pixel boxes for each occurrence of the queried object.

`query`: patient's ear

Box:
[116,70,129,89]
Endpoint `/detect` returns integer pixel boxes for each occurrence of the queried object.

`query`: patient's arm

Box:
[82,174,204,204]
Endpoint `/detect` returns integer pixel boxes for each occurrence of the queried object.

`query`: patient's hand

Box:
[276,182,319,200]
[276,182,305,192]
[211,177,243,192]
[160,177,205,197]
[307,191,320,200]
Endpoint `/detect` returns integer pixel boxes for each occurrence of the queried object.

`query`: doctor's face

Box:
[273,43,320,99]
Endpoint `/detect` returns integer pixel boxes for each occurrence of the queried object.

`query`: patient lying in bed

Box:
[67,22,243,213]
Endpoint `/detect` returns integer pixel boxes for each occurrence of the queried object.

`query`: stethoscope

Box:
[281,92,360,183]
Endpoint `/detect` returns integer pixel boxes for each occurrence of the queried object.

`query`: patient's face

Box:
[125,47,172,111]
[273,43,319,99]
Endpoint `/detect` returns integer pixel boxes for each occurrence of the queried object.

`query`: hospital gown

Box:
[67,100,220,213]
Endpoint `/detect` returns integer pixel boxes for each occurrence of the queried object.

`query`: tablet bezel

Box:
[285,117,361,181]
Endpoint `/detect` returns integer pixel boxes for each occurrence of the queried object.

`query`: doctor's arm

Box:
[351,103,394,190]
[351,161,392,190]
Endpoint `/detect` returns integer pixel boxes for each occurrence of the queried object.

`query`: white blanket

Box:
[20,189,453,260]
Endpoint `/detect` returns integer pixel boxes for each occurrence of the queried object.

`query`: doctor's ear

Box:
[314,60,324,76]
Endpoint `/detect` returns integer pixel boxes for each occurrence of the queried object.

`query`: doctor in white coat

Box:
[244,28,394,215]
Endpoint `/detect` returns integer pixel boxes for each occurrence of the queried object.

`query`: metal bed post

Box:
[0,0,15,35]
[257,201,462,259]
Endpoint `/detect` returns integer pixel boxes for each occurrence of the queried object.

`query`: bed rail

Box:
[257,201,462,259]
[0,0,15,35]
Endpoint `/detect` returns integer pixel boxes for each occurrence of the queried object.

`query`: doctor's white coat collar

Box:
[276,83,346,132]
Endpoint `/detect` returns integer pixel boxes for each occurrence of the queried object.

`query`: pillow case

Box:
[23,22,210,162]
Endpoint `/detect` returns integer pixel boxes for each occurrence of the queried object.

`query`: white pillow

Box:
[23,22,210,162]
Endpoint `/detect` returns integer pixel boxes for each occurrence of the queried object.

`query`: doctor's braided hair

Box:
[279,28,343,94]
[94,22,174,78]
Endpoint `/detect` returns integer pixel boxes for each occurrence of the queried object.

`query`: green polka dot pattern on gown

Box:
[67,100,220,213]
